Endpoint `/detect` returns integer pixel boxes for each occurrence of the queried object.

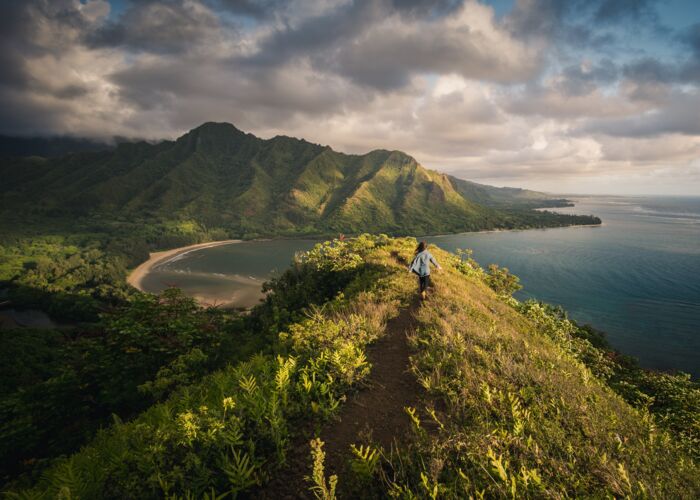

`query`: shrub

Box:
[485,263,522,296]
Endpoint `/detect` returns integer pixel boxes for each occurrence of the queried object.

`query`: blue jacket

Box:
[409,250,438,277]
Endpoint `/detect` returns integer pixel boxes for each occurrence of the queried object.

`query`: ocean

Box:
[140,196,700,377]
[428,196,700,377]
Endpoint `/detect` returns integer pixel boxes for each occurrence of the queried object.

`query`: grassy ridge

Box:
[5,236,698,498]
[377,244,699,498]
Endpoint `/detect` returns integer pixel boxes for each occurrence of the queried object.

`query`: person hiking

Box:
[409,241,441,299]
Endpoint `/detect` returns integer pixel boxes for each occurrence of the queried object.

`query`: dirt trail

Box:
[258,297,421,499]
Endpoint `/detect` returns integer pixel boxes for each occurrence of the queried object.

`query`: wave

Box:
[633,206,700,218]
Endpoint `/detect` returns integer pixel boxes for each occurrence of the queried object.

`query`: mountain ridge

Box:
[0,122,599,237]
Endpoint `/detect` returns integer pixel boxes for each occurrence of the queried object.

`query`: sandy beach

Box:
[127,239,242,291]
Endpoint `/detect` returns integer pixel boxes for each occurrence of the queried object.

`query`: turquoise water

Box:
[141,196,700,377]
[140,239,318,308]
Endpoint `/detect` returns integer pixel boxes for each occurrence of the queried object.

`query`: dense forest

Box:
[1,236,697,497]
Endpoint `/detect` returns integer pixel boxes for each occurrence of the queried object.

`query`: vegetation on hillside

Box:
[359,243,698,498]
[2,236,697,498]
[0,135,114,158]
[0,122,600,240]
[448,176,574,209]
[0,215,231,321]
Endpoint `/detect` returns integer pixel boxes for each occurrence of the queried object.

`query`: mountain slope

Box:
[7,236,698,498]
[0,122,598,236]
[0,135,114,158]
[449,175,573,208]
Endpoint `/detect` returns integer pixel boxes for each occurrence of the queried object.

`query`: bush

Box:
[485,263,522,296]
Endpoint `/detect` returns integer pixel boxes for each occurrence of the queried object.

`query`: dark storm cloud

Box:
[621,23,700,85]
[241,0,538,90]
[678,22,700,81]
[0,0,86,89]
[240,1,376,68]
[86,0,220,54]
[329,27,537,90]
[0,4,30,90]
[390,0,464,16]
[504,1,618,54]
[623,57,679,84]
[684,22,700,56]
[0,0,101,135]
[107,55,358,130]
[218,0,465,21]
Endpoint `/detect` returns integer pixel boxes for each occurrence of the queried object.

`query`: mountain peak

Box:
[188,122,246,138]
[177,122,250,153]
[192,121,241,132]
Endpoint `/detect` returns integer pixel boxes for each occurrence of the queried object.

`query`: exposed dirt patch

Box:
[256,297,421,499]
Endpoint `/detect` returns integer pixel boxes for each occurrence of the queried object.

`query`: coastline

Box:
[127,239,242,291]
[128,221,604,293]
[126,217,604,307]
[425,222,604,239]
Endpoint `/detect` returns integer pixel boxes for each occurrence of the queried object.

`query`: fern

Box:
[349,444,380,480]
[306,438,338,500]
[221,449,257,493]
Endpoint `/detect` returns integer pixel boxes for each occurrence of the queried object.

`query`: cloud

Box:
[684,22,700,56]
[0,1,102,90]
[0,0,122,136]
[504,0,667,54]
[0,0,698,194]
[215,0,286,19]
[596,134,700,163]
[86,0,222,54]
[581,90,700,137]
[558,59,618,96]
[243,0,541,90]
[592,0,661,26]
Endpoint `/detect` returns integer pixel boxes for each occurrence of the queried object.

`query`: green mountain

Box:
[0,135,114,158]
[448,175,573,209]
[0,122,598,237]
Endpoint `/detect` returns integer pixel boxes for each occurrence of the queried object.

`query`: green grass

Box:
[368,243,699,498]
[3,236,697,498]
[3,236,408,497]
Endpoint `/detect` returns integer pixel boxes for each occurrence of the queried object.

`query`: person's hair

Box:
[415,241,426,254]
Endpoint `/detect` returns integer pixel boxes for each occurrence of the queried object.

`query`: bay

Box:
[140,239,318,308]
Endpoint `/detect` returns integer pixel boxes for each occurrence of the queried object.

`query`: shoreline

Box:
[425,222,604,239]
[127,239,242,291]
[128,221,604,291]
[126,218,603,306]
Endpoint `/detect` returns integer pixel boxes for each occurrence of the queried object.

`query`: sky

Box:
[1,0,699,195]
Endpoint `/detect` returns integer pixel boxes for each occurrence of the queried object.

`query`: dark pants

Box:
[419,274,430,293]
